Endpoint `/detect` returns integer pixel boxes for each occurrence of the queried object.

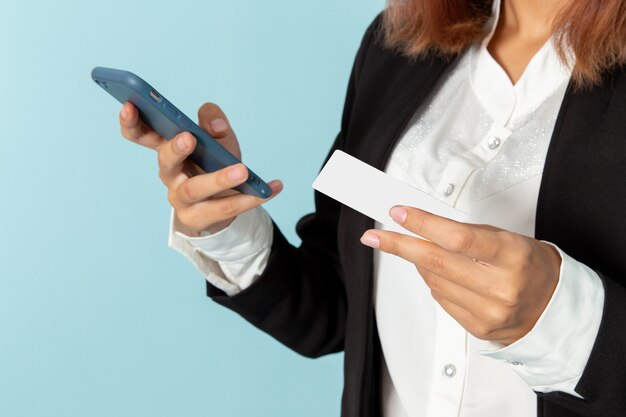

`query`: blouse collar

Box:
[468,0,573,125]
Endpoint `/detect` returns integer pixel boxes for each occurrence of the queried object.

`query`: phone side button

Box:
[164,102,178,116]
[177,115,191,129]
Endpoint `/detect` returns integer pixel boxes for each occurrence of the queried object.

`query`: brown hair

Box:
[383,0,626,87]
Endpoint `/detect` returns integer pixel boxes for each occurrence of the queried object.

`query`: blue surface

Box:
[0,1,382,416]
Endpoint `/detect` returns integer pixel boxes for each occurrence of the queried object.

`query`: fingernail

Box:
[176,135,190,152]
[390,206,407,224]
[120,108,128,119]
[360,233,380,249]
[228,165,245,181]
[210,118,228,133]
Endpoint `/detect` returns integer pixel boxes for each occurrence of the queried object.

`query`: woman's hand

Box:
[360,206,561,345]
[119,101,283,237]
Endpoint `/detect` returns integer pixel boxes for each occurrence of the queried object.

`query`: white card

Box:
[312,151,467,232]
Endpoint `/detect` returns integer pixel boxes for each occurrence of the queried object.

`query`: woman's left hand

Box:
[360,205,562,346]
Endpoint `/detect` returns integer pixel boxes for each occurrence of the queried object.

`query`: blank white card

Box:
[312,151,467,231]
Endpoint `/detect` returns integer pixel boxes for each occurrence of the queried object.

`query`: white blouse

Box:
[167,1,604,416]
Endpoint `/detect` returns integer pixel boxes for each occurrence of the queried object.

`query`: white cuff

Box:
[167,207,273,296]
[479,243,605,398]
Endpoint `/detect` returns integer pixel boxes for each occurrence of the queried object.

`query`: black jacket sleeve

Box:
[204,16,381,359]
[537,274,626,416]
[532,64,626,416]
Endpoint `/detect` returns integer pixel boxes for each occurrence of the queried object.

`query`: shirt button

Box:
[487,137,501,150]
[442,364,457,378]
[442,183,455,197]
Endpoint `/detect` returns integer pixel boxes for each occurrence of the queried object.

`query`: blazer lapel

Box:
[535,70,618,271]
[348,52,457,170]
[339,50,456,264]
[338,51,455,417]
[341,51,456,267]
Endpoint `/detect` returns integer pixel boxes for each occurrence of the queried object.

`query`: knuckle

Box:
[175,210,193,227]
[178,182,198,203]
[390,238,404,257]
[167,190,178,207]
[158,169,167,184]
[430,288,444,302]
[424,250,446,273]
[512,240,534,270]
[500,286,522,308]
[157,148,169,168]
[178,210,205,230]
[471,323,494,340]
[412,212,427,232]
[484,304,512,327]
[217,199,239,218]
[218,168,235,187]
[382,236,401,256]
[488,240,503,259]
[388,239,399,255]
[120,120,139,140]
[424,273,442,292]
[120,127,134,140]
[497,230,514,245]
[449,230,475,253]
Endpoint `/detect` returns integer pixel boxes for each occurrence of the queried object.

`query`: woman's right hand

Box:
[118,101,283,237]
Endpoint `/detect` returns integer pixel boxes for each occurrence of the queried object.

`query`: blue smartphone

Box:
[91,67,272,198]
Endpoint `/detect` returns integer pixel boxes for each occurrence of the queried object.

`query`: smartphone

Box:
[91,67,272,198]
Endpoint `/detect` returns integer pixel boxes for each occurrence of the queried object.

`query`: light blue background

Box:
[0,1,383,416]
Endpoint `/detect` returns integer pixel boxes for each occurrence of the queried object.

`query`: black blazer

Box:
[206,15,626,417]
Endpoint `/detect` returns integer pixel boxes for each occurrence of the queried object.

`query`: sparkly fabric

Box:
[387,49,570,205]
[471,84,568,201]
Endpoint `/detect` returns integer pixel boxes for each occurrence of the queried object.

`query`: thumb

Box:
[197,102,236,141]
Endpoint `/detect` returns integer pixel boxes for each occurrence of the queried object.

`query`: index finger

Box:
[389,205,508,265]
[119,102,165,149]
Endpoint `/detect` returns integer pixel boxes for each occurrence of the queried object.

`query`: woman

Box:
[118,0,626,416]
